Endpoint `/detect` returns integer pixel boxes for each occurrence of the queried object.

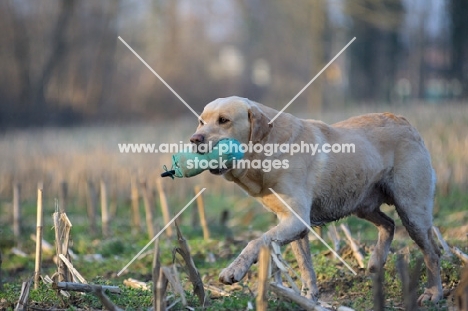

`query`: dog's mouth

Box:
[192,139,234,175]
[192,144,206,155]
[192,139,223,155]
[209,168,229,175]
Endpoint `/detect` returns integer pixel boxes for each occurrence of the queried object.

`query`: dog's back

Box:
[333,112,410,127]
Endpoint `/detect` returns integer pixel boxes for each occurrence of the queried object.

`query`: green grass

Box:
[0,189,466,310]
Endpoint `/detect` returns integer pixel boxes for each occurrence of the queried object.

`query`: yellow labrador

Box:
[190,96,442,304]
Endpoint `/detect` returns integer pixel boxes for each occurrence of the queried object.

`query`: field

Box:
[0,103,467,310]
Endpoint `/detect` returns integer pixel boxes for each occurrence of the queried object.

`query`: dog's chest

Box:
[225,170,264,195]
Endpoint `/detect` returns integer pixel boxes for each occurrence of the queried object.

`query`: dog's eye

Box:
[199,119,204,126]
[219,117,229,124]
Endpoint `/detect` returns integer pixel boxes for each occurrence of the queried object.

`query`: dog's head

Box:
[190,96,272,174]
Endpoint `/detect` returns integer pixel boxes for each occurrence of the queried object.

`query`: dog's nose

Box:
[190,133,205,144]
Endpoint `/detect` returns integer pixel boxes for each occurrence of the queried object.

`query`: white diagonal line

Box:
[118,36,205,124]
[269,37,356,124]
[268,188,357,275]
[117,188,206,276]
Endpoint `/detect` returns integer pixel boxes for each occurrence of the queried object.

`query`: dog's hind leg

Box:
[393,155,442,304]
[395,202,442,305]
[355,209,395,273]
[291,234,319,300]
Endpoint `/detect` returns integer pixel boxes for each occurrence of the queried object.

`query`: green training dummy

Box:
[161,138,244,179]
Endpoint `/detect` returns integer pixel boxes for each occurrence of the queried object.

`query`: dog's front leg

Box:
[291,234,318,300]
[219,193,311,285]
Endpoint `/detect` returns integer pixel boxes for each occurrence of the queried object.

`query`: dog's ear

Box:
[248,105,273,143]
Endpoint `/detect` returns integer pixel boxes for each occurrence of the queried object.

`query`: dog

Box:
[190,96,443,304]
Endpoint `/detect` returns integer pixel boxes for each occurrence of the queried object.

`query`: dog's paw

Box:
[218,266,248,285]
[301,284,319,301]
[417,288,443,306]
[219,259,252,285]
[367,261,382,273]
[367,252,385,273]
[303,290,319,302]
[219,240,260,284]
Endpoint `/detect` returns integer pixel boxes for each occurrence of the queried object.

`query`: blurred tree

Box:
[345,0,404,102]
[35,0,75,111]
[309,0,326,114]
[407,3,427,100]
[234,0,259,99]
[9,0,31,115]
[1,0,77,126]
[234,0,331,114]
[86,1,119,118]
[450,0,468,97]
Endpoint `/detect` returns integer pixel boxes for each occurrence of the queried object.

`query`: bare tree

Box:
[33,0,75,110]
[345,0,404,102]
[450,0,468,97]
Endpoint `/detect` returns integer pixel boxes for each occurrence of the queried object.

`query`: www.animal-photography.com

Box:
[0,1,467,310]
